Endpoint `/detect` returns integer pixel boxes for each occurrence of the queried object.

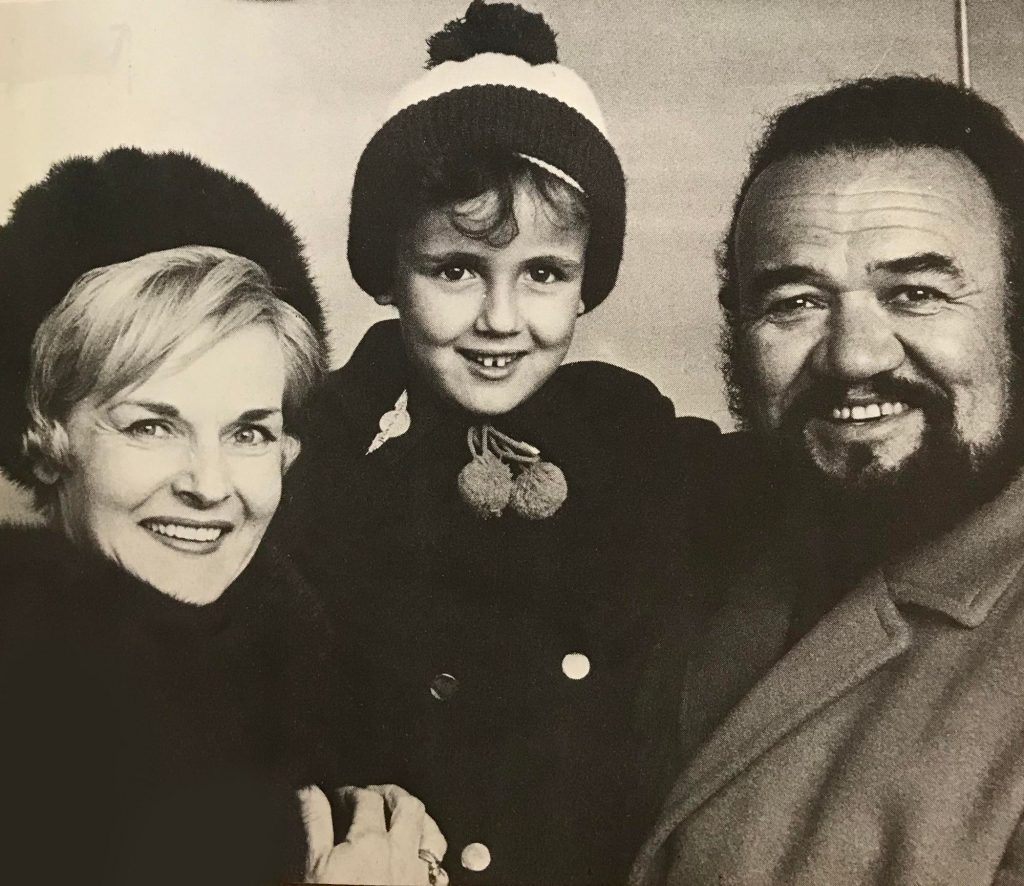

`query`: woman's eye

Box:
[125,420,171,439]
[232,426,274,446]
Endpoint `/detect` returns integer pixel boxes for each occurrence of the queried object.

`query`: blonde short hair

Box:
[23,245,327,487]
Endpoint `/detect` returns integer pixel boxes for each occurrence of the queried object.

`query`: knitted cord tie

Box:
[457,425,567,520]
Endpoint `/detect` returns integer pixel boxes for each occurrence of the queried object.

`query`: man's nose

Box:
[811,293,905,381]
[475,278,521,335]
[171,443,231,507]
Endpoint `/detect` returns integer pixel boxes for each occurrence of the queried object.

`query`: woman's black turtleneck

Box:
[0,522,337,886]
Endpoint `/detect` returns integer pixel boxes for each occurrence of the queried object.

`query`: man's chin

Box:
[799,411,929,484]
[804,440,921,491]
[793,422,1012,551]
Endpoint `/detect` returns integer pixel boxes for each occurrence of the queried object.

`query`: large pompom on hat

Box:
[0,146,324,487]
[348,0,625,313]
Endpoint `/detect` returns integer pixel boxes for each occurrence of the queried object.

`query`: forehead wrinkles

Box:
[747,191,964,257]
[736,149,1004,268]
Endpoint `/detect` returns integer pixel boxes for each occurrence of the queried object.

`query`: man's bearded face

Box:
[727,147,1017,497]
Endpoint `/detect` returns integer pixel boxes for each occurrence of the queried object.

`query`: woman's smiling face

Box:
[56,323,297,604]
[388,179,588,416]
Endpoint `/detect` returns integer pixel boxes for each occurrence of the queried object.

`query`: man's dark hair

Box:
[718,76,1024,317]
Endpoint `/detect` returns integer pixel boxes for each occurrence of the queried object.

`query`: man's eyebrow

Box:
[867,252,963,278]
[747,265,831,299]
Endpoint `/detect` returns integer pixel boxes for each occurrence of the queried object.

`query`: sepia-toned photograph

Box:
[2,0,1024,883]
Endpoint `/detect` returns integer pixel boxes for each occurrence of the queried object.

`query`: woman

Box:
[278,3,718,883]
[0,153,445,886]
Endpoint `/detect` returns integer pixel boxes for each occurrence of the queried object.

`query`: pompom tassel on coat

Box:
[457,425,567,520]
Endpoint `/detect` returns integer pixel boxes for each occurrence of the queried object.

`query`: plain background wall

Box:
[1,0,1022,521]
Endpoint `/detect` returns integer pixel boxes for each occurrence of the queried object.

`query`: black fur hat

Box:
[0,146,324,488]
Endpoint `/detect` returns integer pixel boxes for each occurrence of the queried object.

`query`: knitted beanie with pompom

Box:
[348,0,625,313]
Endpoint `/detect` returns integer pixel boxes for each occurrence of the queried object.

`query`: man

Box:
[631,76,1024,885]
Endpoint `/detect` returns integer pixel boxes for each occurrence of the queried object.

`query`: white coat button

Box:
[461,842,491,872]
[561,652,590,680]
[429,673,459,701]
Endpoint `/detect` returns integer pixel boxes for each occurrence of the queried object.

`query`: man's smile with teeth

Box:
[830,402,910,422]
[141,520,230,543]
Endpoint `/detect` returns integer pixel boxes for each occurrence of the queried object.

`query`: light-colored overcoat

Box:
[631,473,1024,886]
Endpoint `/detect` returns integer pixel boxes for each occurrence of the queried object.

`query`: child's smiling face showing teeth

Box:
[387,179,587,417]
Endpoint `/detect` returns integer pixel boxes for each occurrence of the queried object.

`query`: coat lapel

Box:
[635,566,911,879]
[632,470,1024,886]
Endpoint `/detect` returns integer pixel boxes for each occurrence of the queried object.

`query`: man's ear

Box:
[374,291,394,306]
[576,298,585,316]
[281,435,302,474]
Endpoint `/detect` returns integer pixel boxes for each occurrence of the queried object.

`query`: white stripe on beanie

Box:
[386,52,609,137]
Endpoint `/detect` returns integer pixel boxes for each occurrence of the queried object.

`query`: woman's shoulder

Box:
[0,524,125,713]
[1,520,75,563]
[0,523,118,604]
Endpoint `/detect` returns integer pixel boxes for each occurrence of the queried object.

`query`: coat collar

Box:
[632,468,1024,885]
[327,318,633,486]
[635,566,910,879]
[884,468,1024,627]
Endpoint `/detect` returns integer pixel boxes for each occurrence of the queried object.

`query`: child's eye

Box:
[526,265,564,284]
[124,420,172,439]
[438,265,473,283]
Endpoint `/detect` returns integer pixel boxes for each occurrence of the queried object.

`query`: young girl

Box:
[281,3,716,882]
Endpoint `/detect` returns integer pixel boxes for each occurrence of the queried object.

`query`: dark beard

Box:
[722,321,1024,575]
